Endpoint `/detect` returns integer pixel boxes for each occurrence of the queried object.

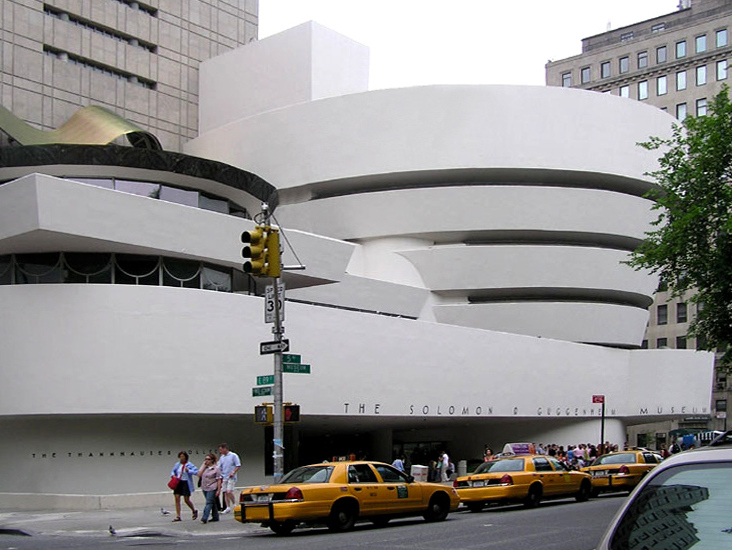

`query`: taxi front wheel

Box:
[575,480,591,502]
[423,494,450,522]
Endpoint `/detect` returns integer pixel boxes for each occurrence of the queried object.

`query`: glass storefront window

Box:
[162,258,201,288]
[115,180,160,199]
[14,253,64,283]
[0,252,240,294]
[0,255,11,284]
[199,195,229,214]
[116,255,160,285]
[202,266,232,292]
[64,253,113,283]
[159,186,199,207]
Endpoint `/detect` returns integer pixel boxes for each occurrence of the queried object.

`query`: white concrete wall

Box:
[0,285,712,420]
[0,174,354,290]
[434,302,651,345]
[275,186,657,242]
[199,21,369,133]
[187,85,672,190]
[0,282,712,499]
[186,75,673,345]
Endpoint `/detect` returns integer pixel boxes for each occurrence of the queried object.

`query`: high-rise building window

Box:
[638,51,648,69]
[641,339,649,349]
[581,66,591,84]
[676,336,687,349]
[677,302,688,323]
[697,65,707,86]
[652,23,666,33]
[697,97,708,116]
[601,61,611,78]
[717,29,728,48]
[657,337,668,348]
[658,304,668,325]
[562,72,571,87]
[620,31,634,41]
[676,70,687,90]
[697,333,707,349]
[657,75,668,95]
[657,45,667,63]
[676,40,687,58]
[717,59,727,80]
[619,56,630,74]
[639,80,649,100]
[696,35,707,53]
[716,399,727,412]
[676,102,687,120]
[619,85,630,98]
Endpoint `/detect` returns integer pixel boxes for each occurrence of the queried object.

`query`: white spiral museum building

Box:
[0,22,714,509]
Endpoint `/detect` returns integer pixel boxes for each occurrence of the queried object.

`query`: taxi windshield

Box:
[474,458,525,474]
[594,453,637,466]
[280,465,334,484]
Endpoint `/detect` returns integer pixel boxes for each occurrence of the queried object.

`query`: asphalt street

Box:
[0,495,626,550]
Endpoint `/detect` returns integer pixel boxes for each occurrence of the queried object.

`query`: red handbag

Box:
[168,465,184,490]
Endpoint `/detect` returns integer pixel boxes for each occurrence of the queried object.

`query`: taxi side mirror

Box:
[406,475,415,483]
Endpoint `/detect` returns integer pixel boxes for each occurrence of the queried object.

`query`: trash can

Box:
[410,464,428,482]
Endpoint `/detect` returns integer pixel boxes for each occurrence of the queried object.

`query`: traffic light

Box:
[265,229,281,278]
[254,405,273,425]
[241,225,281,278]
[241,226,266,276]
[284,404,300,423]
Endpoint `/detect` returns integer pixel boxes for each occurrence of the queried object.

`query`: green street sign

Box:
[252,386,273,397]
[256,375,274,386]
[283,363,311,374]
[282,354,301,364]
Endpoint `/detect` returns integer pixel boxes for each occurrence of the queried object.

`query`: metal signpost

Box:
[243,203,307,481]
[593,395,606,453]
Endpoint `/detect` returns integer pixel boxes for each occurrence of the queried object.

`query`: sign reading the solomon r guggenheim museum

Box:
[340,402,709,417]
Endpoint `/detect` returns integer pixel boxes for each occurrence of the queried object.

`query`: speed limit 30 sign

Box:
[265,283,285,323]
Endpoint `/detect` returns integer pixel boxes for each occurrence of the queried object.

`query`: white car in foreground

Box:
[594,432,732,550]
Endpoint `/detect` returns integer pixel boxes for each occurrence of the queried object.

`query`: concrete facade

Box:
[0,19,716,509]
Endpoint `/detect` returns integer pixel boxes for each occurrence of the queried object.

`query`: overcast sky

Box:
[259,0,679,89]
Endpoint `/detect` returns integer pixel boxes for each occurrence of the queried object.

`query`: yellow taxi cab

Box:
[455,451,592,511]
[233,460,460,535]
[581,449,663,496]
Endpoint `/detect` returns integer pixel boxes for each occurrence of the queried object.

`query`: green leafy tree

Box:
[629,86,732,366]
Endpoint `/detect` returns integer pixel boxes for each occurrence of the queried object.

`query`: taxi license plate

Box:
[254,494,272,502]
[472,480,485,487]
[594,470,608,477]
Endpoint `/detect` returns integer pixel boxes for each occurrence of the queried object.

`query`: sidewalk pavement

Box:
[0,507,265,538]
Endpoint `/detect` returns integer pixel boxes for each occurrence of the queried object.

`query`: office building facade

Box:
[0,0,258,152]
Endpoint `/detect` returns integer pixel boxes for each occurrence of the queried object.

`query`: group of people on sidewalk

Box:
[169,443,241,524]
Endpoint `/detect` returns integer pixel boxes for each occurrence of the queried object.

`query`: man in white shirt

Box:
[440,451,450,482]
[218,443,241,514]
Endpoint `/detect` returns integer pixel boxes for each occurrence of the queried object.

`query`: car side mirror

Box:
[407,475,415,483]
